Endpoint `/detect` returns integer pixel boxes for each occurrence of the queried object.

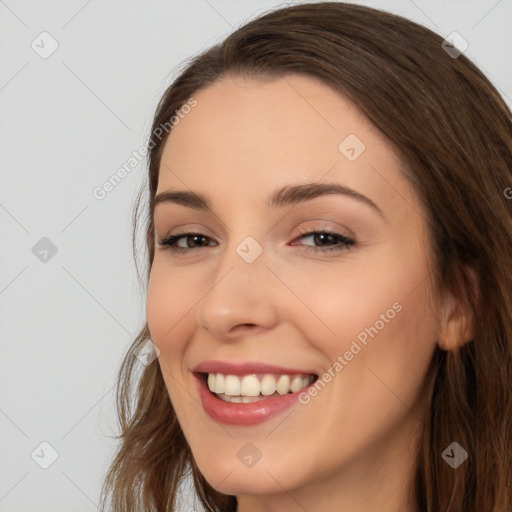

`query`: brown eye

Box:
[291,230,355,253]
[158,233,216,255]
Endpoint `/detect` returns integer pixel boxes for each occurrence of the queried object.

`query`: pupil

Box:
[315,233,332,245]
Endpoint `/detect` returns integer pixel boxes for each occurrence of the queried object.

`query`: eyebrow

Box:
[151,182,385,219]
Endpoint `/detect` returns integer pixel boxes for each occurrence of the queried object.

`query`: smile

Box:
[192,361,319,426]
[206,372,315,402]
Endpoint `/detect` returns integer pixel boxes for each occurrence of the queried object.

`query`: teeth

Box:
[260,374,276,395]
[290,375,304,393]
[214,373,225,394]
[240,375,260,396]
[276,375,291,395]
[224,375,240,396]
[207,373,215,392]
[206,372,315,398]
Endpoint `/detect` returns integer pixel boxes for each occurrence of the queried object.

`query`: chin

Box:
[205,471,288,497]
[193,448,311,497]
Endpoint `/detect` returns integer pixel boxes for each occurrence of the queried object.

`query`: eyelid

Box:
[156,216,357,251]
[294,222,353,238]
[156,223,214,239]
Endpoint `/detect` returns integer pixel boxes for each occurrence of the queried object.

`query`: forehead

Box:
[157,74,421,224]
[162,73,372,162]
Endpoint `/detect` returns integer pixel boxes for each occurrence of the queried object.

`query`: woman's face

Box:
[147,74,442,507]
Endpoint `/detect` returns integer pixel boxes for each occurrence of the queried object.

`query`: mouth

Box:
[201,372,317,403]
[193,367,319,426]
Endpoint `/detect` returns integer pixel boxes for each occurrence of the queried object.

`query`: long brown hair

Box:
[99,3,512,511]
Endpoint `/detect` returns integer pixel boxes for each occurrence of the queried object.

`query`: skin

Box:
[146,74,473,512]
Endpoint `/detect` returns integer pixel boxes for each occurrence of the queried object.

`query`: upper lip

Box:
[192,360,318,376]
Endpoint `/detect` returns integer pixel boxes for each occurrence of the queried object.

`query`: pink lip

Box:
[192,360,317,376]
[192,360,318,426]
[194,372,316,426]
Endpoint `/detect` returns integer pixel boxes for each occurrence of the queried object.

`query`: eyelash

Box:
[157,229,355,256]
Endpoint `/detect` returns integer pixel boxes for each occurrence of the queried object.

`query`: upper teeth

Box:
[207,373,315,396]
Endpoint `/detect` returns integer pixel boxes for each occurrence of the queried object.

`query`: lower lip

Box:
[194,373,314,426]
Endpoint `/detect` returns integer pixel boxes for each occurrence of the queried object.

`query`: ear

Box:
[437,266,479,351]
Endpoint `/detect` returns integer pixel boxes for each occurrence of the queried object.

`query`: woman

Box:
[100,3,512,511]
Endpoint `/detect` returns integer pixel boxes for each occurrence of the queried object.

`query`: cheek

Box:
[146,264,201,416]
[146,262,198,357]
[278,257,405,352]
[290,247,439,390]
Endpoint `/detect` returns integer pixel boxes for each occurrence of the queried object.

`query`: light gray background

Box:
[1,1,511,510]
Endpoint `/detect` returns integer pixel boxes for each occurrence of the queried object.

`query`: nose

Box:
[195,245,279,340]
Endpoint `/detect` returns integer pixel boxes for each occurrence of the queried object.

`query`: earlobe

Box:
[437,266,479,351]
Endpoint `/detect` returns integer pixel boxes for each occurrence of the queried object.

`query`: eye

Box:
[157,229,355,256]
[158,232,216,255]
[291,230,355,253]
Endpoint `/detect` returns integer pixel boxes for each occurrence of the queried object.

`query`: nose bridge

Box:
[195,233,278,338]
